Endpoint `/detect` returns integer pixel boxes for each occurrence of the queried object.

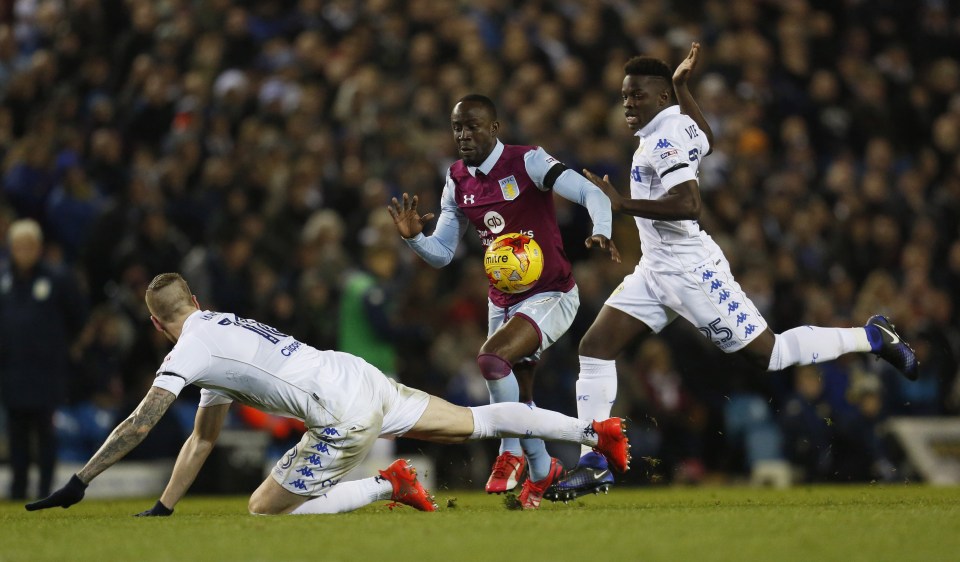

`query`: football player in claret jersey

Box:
[546,43,919,502]
[389,94,620,509]
[25,273,630,516]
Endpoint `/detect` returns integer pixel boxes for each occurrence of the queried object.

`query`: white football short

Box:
[605,255,767,352]
[271,363,430,496]
[487,286,580,362]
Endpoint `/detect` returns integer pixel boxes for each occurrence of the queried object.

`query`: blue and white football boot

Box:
[865,315,919,381]
[543,451,614,503]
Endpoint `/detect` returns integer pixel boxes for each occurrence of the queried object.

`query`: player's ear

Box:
[191,295,200,309]
[659,88,671,107]
[490,119,499,136]
[150,315,164,333]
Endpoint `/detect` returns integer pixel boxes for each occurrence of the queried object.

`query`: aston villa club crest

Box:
[498,175,519,200]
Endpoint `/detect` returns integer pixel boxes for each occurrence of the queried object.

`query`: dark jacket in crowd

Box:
[0,262,87,409]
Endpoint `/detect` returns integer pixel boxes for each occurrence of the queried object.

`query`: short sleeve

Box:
[153,372,187,396]
[649,120,701,190]
[523,147,565,191]
[439,171,460,211]
[152,334,211,396]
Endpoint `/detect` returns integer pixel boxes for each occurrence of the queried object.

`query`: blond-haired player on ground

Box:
[26,273,629,515]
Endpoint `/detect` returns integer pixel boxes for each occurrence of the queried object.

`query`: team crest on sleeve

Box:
[498,175,520,200]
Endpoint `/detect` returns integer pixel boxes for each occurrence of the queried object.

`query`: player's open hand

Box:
[388,193,435,240]
[673,42,701,86]
[585,235,621,263]
[582,169,624,213]
[24,474,87,511]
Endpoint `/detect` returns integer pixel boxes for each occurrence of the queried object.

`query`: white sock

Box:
[767,326,872,371]
[485,373,522,455]
[469,403,597,446]
[289,476,392,514]
[576,356,617,456]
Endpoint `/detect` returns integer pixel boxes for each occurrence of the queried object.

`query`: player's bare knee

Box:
[248,496,264,515]
[248,494,279,515]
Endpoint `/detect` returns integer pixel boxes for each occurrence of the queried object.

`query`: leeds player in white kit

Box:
[546,44,919,501]
[26,273,630,515]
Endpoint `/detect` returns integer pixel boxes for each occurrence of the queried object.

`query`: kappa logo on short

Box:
[498,175,520,200]
[655,139,673,150]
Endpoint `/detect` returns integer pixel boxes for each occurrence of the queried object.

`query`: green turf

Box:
[2,485,959,562]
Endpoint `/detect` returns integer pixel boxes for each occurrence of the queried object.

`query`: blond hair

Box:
[146,273,195,323]
[7,218,43,244]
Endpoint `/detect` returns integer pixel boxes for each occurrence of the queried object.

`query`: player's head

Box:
[622,56,675,131]
[451,94,499,167]
[145,272,200,341]
[7,218,43,273]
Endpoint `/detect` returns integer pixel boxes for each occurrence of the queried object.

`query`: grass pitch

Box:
[2,485,958,562]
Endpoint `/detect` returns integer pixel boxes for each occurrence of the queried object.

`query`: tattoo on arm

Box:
[78,388,176,483]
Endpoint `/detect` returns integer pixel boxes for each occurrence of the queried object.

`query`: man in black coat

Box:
[0,219,87,499]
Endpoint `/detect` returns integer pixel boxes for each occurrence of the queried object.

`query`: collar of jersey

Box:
[635,105,681,138]
[466,140,504,177]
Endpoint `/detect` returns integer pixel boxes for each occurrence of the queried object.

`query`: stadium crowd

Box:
[1,0,958,495]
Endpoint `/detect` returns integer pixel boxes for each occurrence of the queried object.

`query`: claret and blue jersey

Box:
[448,142,574,307]
[404,139,613,308]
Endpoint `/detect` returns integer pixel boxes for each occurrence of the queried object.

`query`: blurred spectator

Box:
[0,219,87,499]
[339,242,409,380]
[779,366,834,482]
[621,338,707,484]
[833,374,896,482]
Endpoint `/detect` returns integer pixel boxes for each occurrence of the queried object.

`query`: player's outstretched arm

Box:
[547,162,622,263]
[583,170,701,221]
[136,402,230,516]
[673,42,714,153]
[26,387,176,512]
[387,193,435,239]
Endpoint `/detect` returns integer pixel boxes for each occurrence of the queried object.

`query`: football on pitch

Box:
[483,232,544,294]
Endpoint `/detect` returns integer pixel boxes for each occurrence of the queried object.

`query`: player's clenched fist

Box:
[24,474,88,511]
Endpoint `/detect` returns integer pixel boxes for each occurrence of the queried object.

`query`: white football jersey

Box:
[629,105,719,272]
[153,310,369,428]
